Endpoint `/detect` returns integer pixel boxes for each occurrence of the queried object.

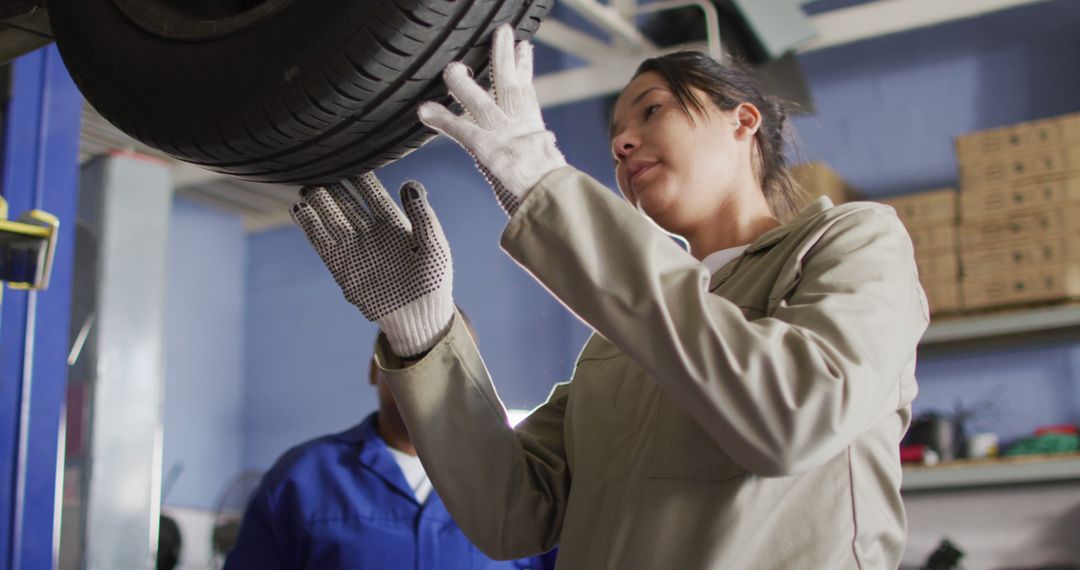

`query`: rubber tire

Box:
[46,0,552,184]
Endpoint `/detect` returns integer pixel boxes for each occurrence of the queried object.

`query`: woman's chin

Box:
[634,184,665,213]
[637,197,677,230]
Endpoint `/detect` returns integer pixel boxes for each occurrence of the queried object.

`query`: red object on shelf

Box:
[1034,424,1078,437]
[900,444,926,464]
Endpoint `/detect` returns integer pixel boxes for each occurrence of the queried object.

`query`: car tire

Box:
[47,0,552,184]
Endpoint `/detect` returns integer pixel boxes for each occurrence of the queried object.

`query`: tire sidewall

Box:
[48,0,385,121]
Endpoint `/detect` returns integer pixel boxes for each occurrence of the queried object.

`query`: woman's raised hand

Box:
[418,24,567,216]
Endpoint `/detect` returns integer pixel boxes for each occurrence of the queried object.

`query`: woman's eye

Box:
[644,104,661,119]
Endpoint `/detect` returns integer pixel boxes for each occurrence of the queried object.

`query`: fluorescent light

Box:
[506,409,532,428]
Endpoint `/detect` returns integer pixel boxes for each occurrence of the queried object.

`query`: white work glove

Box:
[418,24,567,216]
[290,173,454,358]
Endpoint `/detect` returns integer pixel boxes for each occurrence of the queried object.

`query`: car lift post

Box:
[0,45,81,570]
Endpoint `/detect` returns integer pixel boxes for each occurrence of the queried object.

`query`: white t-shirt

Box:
[386,446,434,504]
[702,244,751,275]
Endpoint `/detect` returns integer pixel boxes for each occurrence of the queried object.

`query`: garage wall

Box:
[163,197,247,511]
[242,220,373,471]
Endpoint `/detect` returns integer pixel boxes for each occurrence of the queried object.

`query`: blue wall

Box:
[243,220,376,470]
[163,197,247,509]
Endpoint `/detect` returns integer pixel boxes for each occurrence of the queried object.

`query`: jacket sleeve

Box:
[223,486,293,570]
[377,316,571,559]
[500,166,929,477]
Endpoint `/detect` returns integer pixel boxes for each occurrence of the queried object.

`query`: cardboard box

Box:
[961,175,1080,221]
[907,223,958,257]
[878,188,957,228]
[790,161,862,206]
[959,146,1080,188]
[916,252,960,283]
[922,279,963,314]
[956,112,1080,164]
[961,237,1080,277]
[959,206,1080,250]
[962,263,1080,310]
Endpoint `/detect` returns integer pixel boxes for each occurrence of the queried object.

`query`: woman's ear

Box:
[734,103,762,138]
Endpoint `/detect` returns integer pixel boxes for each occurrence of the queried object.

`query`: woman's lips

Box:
[630,162,657,189]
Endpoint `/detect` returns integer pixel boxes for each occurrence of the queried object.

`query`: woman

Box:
[291,25,928,569]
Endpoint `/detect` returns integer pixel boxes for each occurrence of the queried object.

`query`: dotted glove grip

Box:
[291,173,454,357]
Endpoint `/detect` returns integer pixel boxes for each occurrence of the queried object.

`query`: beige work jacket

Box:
[378,166,928,569]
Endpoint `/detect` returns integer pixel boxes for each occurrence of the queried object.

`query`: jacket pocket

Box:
[647,396,748,482]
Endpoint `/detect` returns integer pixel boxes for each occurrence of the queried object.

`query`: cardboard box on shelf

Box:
[955,112,1080,164]
[923,279,963,315]
[916,251,960,283]
[958,146,1080,188]
[907,223,958,257]
[961,175,1080,221]
[959,205,1080,250]
[789,161,862,206]
[878,188,957,228]
[961,237,1080,277]
[962,262,1080,310]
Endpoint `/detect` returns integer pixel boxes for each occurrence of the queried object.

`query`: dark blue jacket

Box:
[225,413,555,569]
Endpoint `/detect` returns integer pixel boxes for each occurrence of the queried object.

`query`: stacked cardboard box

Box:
[956,113,1080,311]
[790,161,862,206]
[878,189,961,315]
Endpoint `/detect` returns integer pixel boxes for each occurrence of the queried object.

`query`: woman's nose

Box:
[612,132,638,160]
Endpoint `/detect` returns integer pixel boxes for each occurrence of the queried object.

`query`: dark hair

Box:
[618,51,806,222]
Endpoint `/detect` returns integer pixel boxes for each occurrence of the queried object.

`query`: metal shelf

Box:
[919,305,1080,353]
[902,454,1080,492]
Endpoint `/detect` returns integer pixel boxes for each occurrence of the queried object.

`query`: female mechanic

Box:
[291,24,928,569]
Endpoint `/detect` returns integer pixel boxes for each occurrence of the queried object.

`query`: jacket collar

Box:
[339,412,425,506]
[707,196,833,291]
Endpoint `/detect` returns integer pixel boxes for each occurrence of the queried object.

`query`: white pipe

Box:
[558,0,656,51]
[533,18,624,62]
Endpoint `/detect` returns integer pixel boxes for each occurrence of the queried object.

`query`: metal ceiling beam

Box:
[534,41,708,107]
[535,0,1056,107]
[533,18,625,62]
[557,0,656,50]
[798,0,1052,53]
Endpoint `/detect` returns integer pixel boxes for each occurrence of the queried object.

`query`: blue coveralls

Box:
[226,413,554,569]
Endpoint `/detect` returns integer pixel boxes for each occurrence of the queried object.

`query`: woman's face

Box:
[610,71,757,234]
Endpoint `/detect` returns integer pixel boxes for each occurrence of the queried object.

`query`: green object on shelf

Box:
[1003,433,1079,457]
